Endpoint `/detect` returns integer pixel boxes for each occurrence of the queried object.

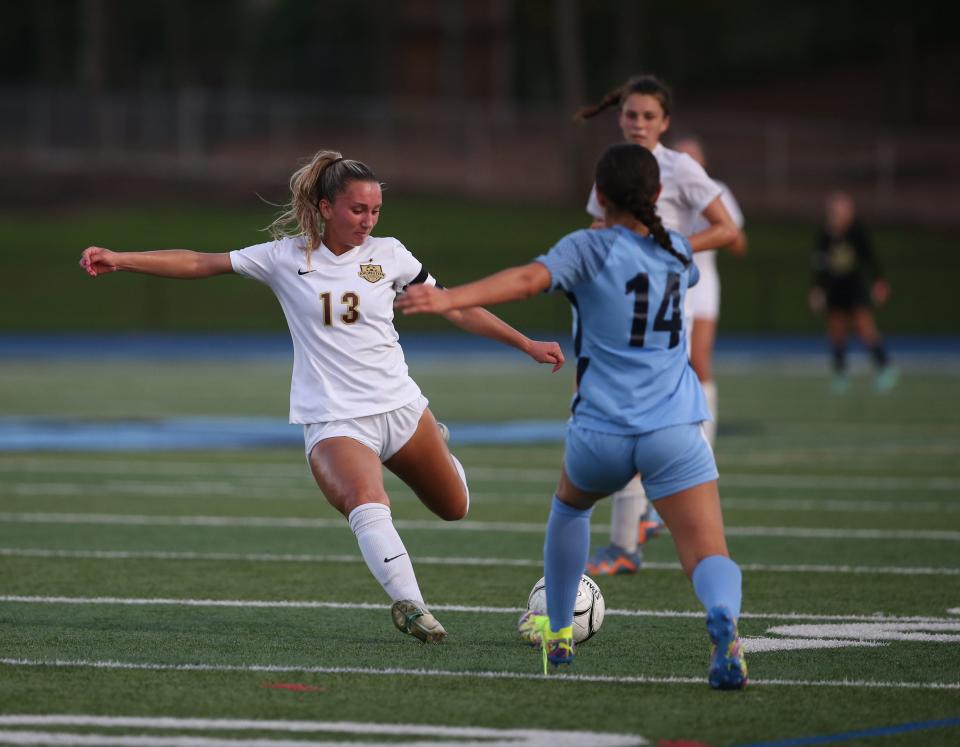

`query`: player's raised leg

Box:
[384,406,469,521]
[309,436,445,643]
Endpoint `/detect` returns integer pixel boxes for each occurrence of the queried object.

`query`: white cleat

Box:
[391,599,447,644]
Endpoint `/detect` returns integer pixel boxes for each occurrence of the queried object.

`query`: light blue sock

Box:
[692,555,742,619]
[544,495,593,633]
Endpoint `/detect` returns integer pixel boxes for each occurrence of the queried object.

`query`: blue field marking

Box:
[3,333,960,361]
[732,715,960,747]
[0,416,567,451]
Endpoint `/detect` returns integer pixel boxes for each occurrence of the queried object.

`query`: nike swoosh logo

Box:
[383,553,407,563]
[297,268,317,275]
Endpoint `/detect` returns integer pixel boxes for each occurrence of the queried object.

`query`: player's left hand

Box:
[872,279,890,306]
[395,284,452,315]
[526,340,565,372]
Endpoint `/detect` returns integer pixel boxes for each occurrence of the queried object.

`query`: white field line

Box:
[8,481,960,514]
[2,595,958,624]
[1,547,957,576]
[1,511,958,541]
[0,716,642,747]
[7,482,316,501]
[718,497,960,513]
[719,474,960,491]
[0,731,638,747]
[0,657,957,691]
[3,457,960,491]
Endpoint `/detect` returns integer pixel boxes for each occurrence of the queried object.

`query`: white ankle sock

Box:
[702,379,717,447]
[348,503,423,604]
[609,475,646,553]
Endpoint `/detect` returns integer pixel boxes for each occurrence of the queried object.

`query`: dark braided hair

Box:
[595,143,690,267]
[574,74,672,122]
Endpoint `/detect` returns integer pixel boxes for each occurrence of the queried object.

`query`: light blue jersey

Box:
[536,225,710,434]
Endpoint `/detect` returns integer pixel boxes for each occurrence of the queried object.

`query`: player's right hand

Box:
[79,246,119,277]
[808,287,825,314]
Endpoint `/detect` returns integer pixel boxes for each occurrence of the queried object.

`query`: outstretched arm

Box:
[441,306,564,372]
[396,263,562,371]
[80,247,234,279]
[396,262,551,314]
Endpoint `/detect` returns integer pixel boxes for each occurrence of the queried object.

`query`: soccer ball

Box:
[526,574,605,644]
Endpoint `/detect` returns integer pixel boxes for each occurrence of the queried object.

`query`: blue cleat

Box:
[586,543,642,576]
[518,612,574,673]
[545,629,575,668]
[638,502,665,545]
[517,610,547,647]
[706,605,748,690]
[874,366,899,393]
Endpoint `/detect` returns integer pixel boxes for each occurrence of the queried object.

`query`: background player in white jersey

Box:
[577,74,745,577]
[397,144,747,689]
[79,149,565,644]
[672,135,747,445]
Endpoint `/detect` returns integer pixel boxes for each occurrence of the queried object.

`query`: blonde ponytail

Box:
[268,150,378,266]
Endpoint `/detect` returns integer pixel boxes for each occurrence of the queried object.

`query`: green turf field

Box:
[2,199,958,334]
[0,350,958,746]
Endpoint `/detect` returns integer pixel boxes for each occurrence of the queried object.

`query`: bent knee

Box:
[338,492,390,517]
[435,484,469,521]
[437,495,469,521]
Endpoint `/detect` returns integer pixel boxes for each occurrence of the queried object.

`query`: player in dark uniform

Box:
[809,191,897,393]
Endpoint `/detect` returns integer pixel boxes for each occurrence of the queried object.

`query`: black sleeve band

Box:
[408,267,430,286]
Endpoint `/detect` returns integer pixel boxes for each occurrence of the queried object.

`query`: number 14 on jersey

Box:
[626,272,682,348]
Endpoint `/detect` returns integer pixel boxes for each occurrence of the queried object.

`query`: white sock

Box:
[348,503,424,604]
[702,380,717,447]
[450,453,470,515]
[609,475,646,553]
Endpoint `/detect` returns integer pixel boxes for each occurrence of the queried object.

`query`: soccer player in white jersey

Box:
[672,135,747,445]
[578,75,746,577]
[79,150,565,644]
[397,144,747,689]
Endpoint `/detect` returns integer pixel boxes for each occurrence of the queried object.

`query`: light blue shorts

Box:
[564,421,718,500]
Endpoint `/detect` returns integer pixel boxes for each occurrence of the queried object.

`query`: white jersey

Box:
[686,182,745,321]
[230,235,434,424]
[689,181,745,272]
[587,142,722,237]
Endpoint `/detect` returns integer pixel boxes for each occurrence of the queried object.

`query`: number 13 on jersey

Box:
[319,291,360,326]
[626,272,682,348]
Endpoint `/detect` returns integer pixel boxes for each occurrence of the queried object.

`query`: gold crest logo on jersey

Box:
[358,263,385,283]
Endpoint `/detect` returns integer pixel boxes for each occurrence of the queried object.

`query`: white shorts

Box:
[686,251,720,321]
[303,395,429,462]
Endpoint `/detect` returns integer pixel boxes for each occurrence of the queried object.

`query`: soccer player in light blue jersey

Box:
[396,143,747,690]
[578,75,746,577]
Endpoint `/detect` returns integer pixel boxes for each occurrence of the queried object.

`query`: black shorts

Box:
[825,279,870,311]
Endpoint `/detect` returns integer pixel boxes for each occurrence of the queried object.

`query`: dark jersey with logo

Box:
[812,221,883,311]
